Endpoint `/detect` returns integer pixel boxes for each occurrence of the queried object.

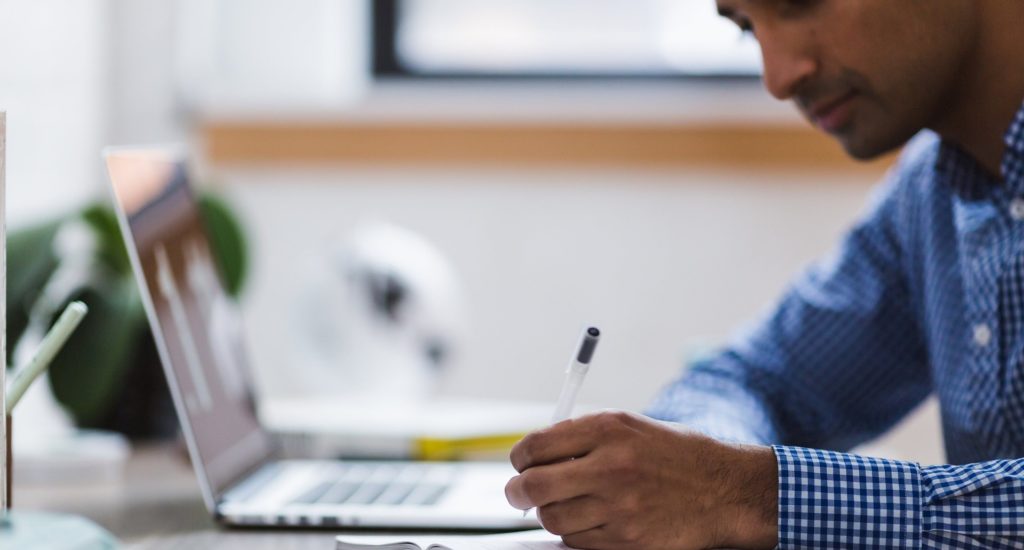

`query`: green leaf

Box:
[10,190,249,428]
[198,193,248,297]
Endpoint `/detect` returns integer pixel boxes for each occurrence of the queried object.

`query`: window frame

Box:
[370,0,761,81]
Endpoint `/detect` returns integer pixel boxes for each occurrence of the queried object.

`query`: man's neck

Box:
[929,3,1024,179]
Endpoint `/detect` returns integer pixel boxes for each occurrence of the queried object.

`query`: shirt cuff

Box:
[773,445,922,549]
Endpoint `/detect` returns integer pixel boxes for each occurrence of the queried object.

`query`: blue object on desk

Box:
[0,511,119,549]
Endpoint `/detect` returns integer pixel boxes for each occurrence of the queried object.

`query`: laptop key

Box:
[295,463,454,507]
[420,484,449,506]
[372,482,417,505]
[341,464,375,482]
[317,481,360,504]
[292,481,333,504]
[401,483,450,506]
[344,482,388,505]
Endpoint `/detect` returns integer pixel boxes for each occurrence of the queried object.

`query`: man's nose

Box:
[758,28,817,101]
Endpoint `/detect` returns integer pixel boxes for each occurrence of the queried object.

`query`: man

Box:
[503,1,1024,548]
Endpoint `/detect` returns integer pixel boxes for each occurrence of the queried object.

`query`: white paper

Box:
[337,529,568,550]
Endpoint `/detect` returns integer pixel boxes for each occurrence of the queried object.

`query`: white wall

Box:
[0,0,110,227]
[0,0,368,229]
[216,165,946,465]
[106,0,188,145]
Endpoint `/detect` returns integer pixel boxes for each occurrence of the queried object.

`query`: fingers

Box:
[510,419,595,473]
[536,495,607,537]
[504,456,599,510]
[511,411,640,472]
[561,525,618,550]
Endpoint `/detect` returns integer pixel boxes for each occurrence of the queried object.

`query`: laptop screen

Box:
[105,148,273,503]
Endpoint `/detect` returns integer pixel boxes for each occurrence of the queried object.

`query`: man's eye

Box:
[780,0,821,17]
[737,20,754,35]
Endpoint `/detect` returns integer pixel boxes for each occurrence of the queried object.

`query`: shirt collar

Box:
[936,97,1024,200]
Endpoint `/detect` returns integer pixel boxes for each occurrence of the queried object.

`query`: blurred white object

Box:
[292,222,467,403]
[398,0,761,75]
[12,424,129,486]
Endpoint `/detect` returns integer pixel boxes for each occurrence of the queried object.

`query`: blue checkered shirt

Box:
[648,100,1024,549]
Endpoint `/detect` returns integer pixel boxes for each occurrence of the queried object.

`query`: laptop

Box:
[104,147,539,530]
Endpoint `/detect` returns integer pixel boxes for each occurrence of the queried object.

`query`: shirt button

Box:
[973,323,992,347]
[1010,198,1024,221]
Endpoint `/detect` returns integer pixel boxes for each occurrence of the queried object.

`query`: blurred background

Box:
[1,0,941,464]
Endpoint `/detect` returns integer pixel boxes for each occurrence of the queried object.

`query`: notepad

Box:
[336,529,567,549]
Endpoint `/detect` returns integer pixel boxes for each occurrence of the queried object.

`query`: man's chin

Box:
[835,130,909,161]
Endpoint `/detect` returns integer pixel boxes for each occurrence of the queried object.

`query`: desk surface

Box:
[15,443,348,549]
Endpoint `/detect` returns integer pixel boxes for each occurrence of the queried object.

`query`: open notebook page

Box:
[336,529,567,549]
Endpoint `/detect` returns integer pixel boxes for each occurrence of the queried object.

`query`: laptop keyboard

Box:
[290,463,454,507]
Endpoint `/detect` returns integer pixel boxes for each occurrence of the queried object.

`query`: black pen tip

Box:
[577,327,601,364]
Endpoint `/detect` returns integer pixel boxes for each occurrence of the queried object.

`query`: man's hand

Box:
[505,411,778,550]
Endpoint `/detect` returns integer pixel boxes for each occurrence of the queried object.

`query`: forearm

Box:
[646,357,783,446]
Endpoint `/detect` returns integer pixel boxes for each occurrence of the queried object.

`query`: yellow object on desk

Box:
[413,433,527,461]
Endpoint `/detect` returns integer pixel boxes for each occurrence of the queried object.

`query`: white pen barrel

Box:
[551,364,588,422]
[526,327,600,516]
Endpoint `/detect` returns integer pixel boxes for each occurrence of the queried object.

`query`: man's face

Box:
[716,0,980,159]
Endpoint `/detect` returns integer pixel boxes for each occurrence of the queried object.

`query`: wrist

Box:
[714,443,779,549]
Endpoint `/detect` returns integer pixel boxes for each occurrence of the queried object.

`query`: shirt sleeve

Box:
[774,445,1024,549]
[646,161,932,450]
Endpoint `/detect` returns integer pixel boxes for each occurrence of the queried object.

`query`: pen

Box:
[550,327,600,423]
[525,326,601,517]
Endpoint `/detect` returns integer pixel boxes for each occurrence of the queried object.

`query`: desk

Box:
[15,443,340,549]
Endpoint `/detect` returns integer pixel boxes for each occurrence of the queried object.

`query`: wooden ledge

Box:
[202,121,896,173]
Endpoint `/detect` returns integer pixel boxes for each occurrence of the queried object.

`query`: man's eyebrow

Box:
[718,0,761,19]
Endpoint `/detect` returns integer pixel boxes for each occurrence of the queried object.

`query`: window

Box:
[373,0,762,78]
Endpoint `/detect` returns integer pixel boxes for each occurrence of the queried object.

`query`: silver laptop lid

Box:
[104,147,273,510]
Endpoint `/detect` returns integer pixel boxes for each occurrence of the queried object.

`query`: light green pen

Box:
[5,301,89,415]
